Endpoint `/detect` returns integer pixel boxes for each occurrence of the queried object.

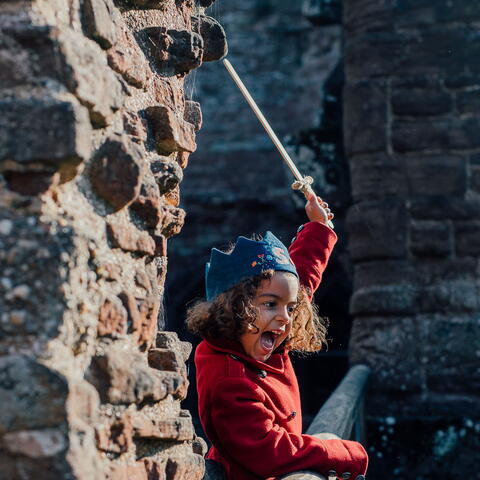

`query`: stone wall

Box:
[344,0,480,476]
[0,0,225,478]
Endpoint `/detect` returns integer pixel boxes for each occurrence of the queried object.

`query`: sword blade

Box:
[223,59,304,183]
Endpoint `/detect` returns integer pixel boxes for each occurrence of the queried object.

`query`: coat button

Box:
[341,473,351,479]
[327,470,337,479]
[257,369,267,378]
[297,224,305,233]
[355,476,365,480]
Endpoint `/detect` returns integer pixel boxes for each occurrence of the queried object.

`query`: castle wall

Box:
[344,1,480,475]
[0,1,225,478]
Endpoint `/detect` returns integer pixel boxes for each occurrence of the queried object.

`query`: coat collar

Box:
[204,336,288,374]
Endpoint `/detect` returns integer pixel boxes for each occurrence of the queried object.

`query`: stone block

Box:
[107,222,156,256]
[457,89,480,114]
[82,0,121,49]
[118,291,159,349]
[346,199,407,261]
[0,356,68,434]
[344,0,394,35]
[150,158,184,195]
[349,153,407,201]
[130,175,163,229]
[132,412,194,441]
[89,137,145,211]
[184,100,202,132]
[146,105,197,155]
[349,316,423,392]
[409,220,453,257]
[158,204,186,239]
[350,284,417,316]
[59,30,123,128]
[423,315,480,394]
[0,30,31,89]
[391,88,452,116]
[108,27,150,88]
[353,260,415,291]
[404,155,467,196]
[156,331,192,362]
[145,27,203,76]
[392,117,480,152]
[409,197,480,221]
[123,111,148,143]
[95,415,133,454]
[455,221,480,256]
[445,71,480,88]
[396,0,480,25]
[3,428,66,458]
[87,342,185,404]
[164,185,180,207]
[3,171,56,196]
[148,348,185,373]
[191,15,228,62]
[97,295,128,337]
[0,95,91,177]
[418,280,479,314]
[166,455,204,480]
[344,79,387,155]
[346,27,480,79]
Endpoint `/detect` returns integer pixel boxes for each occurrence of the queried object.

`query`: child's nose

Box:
[276,308,291,324]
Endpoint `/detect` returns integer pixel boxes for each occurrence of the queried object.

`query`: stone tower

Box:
[0,0,226,478]
[345,0,480,475]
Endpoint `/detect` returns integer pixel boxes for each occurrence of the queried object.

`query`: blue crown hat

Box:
[205,231,298,301]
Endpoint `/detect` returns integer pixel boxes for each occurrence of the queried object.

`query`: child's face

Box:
[239,271,299,362]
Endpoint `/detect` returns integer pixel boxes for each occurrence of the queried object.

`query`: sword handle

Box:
[303,186,335,230]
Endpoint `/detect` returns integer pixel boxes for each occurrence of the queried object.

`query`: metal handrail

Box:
[204,364,371,480]
[281,364,371,480]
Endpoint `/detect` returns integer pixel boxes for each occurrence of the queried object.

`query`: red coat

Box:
[195,222,368,480]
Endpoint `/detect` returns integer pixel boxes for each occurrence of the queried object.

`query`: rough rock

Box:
[184,100,202,132]
[0,356,68,434]
[146,105,197,155]
[59,30,124,128]
[132,412,194,441]
[90,137,145,211]
[158,205,185,239]
[0,95,91,178]
[97,295,128,337]
[130,175,163,229]
[191,15,228,62]
[150,158,184,195]
[3,429,66,458]
[108,26,150,88]
[107,222,156,256]
[146,27,203,76]
[87,342,184,404]
[82,0,121,50]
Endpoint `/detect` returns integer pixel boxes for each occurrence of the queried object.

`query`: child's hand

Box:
[305,193,334,226]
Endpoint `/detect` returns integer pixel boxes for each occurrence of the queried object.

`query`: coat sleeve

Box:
[210,376,368,479]
[288,222,337,299]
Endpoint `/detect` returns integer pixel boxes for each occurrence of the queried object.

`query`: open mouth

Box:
[259,330,284,352]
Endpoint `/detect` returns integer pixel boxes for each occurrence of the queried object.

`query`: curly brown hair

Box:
[186,270,329,353]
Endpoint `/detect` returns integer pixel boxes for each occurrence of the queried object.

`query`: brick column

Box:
[344,0,480,475]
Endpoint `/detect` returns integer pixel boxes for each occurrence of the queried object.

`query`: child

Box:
[187,195,368,480]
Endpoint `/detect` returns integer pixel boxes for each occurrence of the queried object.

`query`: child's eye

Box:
[263,301,276,308]
[287,305,296,314]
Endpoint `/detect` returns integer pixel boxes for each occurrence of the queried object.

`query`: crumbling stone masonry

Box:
[0,0,226,478]
[344,0,480,476]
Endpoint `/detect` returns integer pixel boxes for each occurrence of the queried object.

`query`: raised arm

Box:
[288,221,337,299]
